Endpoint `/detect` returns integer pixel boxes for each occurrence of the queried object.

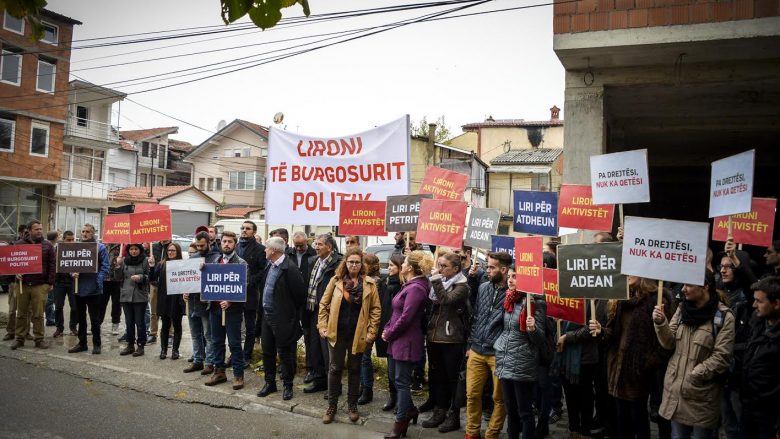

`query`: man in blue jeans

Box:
[204,231,247,390]
[183,231,217,374]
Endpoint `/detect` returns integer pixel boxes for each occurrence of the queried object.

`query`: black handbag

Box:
[452,355,468,409]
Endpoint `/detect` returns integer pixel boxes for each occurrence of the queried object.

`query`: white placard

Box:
[166,258,202,295]
[590,149,650,205]
[708,149,755,218]
[621,216,709,285]
[266,116,410,225]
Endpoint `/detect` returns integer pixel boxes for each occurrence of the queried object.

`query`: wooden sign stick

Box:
[657,280,664,307]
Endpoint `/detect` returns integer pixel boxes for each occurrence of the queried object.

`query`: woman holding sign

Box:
[589,276,673,439]
[421,252,469,433]
[318,247,381,424]
[151,242,186,360]
[115,243,150,357]
[652,270,735,438]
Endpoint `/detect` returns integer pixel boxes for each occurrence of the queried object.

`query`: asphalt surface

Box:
[0,356,380,439]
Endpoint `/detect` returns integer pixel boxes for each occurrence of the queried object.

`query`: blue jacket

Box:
[77,242,109,297]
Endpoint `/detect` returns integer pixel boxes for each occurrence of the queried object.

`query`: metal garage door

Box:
[171,210,210,237]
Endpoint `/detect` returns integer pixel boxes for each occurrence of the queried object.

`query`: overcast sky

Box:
[48,0,564,144]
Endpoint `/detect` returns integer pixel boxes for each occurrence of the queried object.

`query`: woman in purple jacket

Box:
[382,250,434,439]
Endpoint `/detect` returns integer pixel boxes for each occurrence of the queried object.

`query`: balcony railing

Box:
[65,117,120,143]
[57,179,114,199]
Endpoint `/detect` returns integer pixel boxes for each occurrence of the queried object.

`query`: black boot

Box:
[159,343,168,360]
[419,397,435,413]
[382,391,397,412]
[171,333,181,360]
[438,409,460,433]
[421,407,446,428]
[357,386,373,405]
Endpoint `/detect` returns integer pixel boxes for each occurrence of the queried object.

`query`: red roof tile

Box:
[167,138,194,152]
[216,207,262,218]
[108,185,192,203]
[237,120,269,137]
[120,127,178,142]
[119,140,136,151]
[462,119,564,131]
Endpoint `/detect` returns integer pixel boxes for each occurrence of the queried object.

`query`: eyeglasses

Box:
[719,264,735,271]
[167,249,177,253]
[346,261,362,265]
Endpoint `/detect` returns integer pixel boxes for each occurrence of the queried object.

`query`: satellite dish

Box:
[273,112,284,124]
[216,120,227,131]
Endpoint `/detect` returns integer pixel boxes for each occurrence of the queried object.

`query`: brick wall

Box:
[0,13,75,182]
[554,0,780,33]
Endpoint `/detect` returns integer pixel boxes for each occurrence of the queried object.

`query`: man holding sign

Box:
[10,220,55,350]
[202,231,247,390]
[68,224,110,354]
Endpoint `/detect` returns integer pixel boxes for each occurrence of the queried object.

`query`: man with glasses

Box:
[233,221,266,368]
[288,230,317,383]
[67,224,110,354]
[10,220,55,350]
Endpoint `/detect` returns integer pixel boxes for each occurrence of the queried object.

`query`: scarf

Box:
[679,291,719,327]
[125,244,145,266]
[504,288,530,331]
[429,272,465,301]
[237,237,253,258]
[343,276,363,305]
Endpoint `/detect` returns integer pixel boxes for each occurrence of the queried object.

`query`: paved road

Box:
[0,356,380,439]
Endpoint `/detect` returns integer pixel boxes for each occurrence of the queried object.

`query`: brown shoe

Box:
[348,404,359,423]
[34,339,49,349]
[232,376,244,390]
[201,364,215,375]
[52,329,63,338]
[204,368,227,386]
[10,339,23,350]
[183,363,204,373]
[323,405,337,424]
[3,333,15,341]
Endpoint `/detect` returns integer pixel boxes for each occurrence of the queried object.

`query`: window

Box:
[141,142,149,157]
[0,49,22,85]
[198,178,205,190]
[3,11,24,34]
[40,22,58,45]
[63,146,105,181]
[260,148,268,157]
[207,178,214,191]
[0,118,15,152]
[36,59,56,93]
[157,145,165,168]
[215,178,222,191]
[223,149,232,158]
[243,148,251,157]
[228,171,263,190]
[531,173,549,191]
[76,106,88,127]
[233,149,241,157]
[140,173,147,187]
[157,175,164,186]
[30,121,49,156]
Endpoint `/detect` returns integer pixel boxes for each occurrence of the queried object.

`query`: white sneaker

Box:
[111,324,119,335]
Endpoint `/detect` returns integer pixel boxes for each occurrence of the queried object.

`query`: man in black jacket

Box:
[303,234,342,395]
[740,276,780,439]
[287,231,317,383]
[257,236,306,401]
[235,220,266,367]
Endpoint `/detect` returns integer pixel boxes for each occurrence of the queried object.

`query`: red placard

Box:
[712,198,776,247]
[130,210,172,243]
[558,184,614,231]
[416,199,468,248]
[134,204,170,213]
[543,268,585,325]
[102,214,132,244]
[339,200,387,236]
[515,236,544,294]
[0,244,42,275]
[419,166,469,201]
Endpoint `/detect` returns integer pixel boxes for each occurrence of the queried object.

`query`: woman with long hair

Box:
[115,243,150,357]
[589,276,673,439]
[377,253,405,412]
[421,251,470,433]
[318,247,381,424]
[382,250,434,439]
[151,242,186,360]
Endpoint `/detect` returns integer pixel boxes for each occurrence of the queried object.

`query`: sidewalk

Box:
[0,290,574,438]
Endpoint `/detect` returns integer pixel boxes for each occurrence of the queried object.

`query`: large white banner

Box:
[166,258,202,295]
[266,116,410,225]
[708,149,754,218]
[590,149,650,205]
[621,216,709,286]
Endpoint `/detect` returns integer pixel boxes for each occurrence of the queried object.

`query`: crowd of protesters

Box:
[2,219,779,439]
